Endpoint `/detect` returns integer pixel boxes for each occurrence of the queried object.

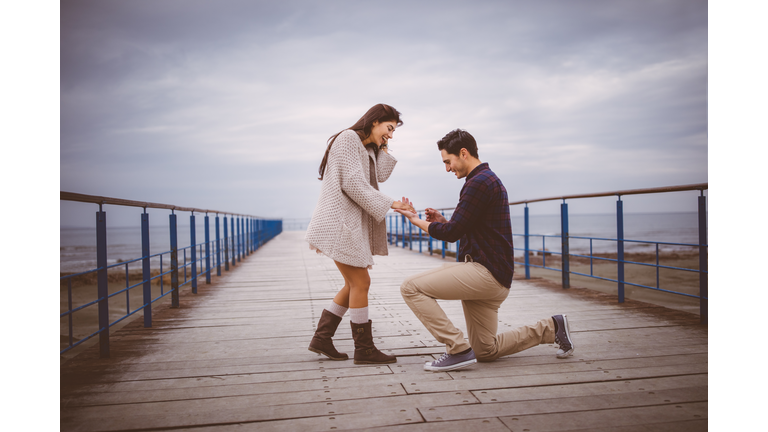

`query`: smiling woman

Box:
[305,103,414,365]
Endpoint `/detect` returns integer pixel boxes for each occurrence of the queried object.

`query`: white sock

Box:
[326,301,348,318]
[350,307,369,324]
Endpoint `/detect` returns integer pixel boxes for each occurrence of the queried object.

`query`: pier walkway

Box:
[60,231,708,431]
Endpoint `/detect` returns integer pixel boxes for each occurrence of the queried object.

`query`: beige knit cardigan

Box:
[305,129,397,268]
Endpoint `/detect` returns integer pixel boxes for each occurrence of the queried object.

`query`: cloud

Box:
[60,0,708,225]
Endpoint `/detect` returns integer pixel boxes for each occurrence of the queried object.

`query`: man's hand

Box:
[425,207,447,224]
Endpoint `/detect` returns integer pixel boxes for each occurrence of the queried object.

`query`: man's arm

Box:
[395,197,432,233]
[395,208,431,233]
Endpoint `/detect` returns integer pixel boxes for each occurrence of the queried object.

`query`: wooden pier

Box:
[60,231,708,431]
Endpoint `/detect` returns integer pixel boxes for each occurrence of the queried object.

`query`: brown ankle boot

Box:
[308,310,349,360]
[350,320,396,364]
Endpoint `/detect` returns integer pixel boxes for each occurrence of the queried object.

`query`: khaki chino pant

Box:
[401,261,556,362]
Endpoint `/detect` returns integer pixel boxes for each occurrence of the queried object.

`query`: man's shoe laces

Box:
[433,353,450,365]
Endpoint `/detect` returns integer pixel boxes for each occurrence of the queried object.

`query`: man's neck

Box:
[465,158,483,176]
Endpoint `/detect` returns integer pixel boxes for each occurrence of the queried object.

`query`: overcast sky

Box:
[57,0,709,226]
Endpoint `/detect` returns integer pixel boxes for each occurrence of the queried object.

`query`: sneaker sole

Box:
[308,346,349,361]
[424,358,477,372]
[556,314,574,359]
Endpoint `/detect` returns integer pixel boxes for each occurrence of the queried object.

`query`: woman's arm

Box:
[376,150,397,183]
[331,131,415,221]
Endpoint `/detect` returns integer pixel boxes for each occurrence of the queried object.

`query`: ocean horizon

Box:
[60,211,704,274]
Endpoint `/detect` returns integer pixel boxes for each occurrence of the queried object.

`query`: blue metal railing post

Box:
[698,193,708,324]
[223,216,230,271]
[409,218,413,250]
[429,218,433,256]
[456,239,460,262]
[96,206,110,358]
[418,212,422,253]
[255,219,261,250]
[246,218,250,254]
[141,210,152,327]
[170,213,180,308]
[524,205,531,279]
[561,201,570,289]
[236,217,241,263]
[216,215,222,276]
[190,214,198,294]
[441,211,446,259]
[205,214,211,284]
[231,217,236,267]
[401,214,406,249]
[616,197,625,303]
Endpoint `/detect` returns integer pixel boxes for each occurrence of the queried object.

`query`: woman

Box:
[305,103,413,365]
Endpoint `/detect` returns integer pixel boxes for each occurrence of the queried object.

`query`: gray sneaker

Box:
[424,349,477,372]
[552,314,574,358]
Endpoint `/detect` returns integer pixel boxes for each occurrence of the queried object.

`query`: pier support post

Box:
[141,210,152,327]
[698,193,708,324]
[170,213,180,308]
[561,201,570,289]
[96,207,110,358]
[617,197,625,303]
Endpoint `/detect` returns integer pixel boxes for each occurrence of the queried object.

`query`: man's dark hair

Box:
[436,129,479,158]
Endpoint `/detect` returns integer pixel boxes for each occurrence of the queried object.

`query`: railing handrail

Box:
[60,191,274,219]
[421,183,708,211]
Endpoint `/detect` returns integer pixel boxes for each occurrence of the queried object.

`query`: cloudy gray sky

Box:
[59,0,708,226]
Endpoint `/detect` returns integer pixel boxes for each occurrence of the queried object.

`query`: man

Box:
[396,129,574,372]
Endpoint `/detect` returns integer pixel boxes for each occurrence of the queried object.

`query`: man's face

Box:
[441,149,470,179]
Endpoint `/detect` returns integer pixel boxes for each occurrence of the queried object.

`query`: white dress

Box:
[305,129,397,268]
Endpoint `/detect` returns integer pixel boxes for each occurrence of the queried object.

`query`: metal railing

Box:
[60,192,283,358]
[386,183,708,324]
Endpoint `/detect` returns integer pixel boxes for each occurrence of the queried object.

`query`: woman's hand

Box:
[392,198,415,213]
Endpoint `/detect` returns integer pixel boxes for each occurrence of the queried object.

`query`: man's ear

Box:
[460,148,468,159]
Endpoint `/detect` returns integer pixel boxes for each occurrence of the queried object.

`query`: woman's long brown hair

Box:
[318,103,403,180]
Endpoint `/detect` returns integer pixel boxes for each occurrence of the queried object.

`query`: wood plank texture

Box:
[61,231,708,431]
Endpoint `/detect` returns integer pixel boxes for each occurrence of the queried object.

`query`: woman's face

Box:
[366,120,397,147]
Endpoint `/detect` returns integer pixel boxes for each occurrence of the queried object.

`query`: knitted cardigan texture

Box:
[305,129,397,268]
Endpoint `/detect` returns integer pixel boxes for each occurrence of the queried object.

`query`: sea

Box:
[60,212,703,274]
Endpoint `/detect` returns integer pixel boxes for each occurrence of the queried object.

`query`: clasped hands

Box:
[393,197,447,223]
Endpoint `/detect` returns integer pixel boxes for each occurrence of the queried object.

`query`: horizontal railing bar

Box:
[60,191,272,219]
[420,183,708,211]
[509,183,708,206]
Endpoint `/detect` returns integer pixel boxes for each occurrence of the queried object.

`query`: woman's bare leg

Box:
[333,261,370,309]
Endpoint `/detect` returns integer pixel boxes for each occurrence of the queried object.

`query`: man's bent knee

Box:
[474,344,500,362]
[400,276,418,297]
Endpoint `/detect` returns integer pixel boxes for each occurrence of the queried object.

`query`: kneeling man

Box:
[397,129,574,372]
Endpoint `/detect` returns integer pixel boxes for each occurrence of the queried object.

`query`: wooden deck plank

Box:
[61,231,707,431]
[498,402,707,431]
